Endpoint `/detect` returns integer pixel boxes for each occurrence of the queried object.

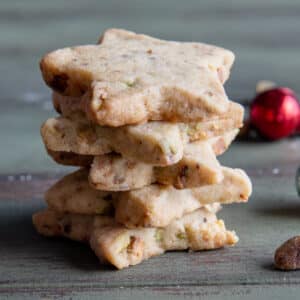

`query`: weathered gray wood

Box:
[1,285,300,300]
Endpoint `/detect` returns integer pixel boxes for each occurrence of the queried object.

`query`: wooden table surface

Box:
[1,0,300,299]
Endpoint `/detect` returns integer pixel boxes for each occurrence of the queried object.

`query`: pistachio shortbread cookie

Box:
[89,142,221,191]
[42,116,184,166]
[32,209,115,241]
[52,97,243,141]
[41,102,243,166]
[45,169,113,215]
[47,128,237,166]
[46,130,237,190]
[89,130,238,190]
[115,167,252,227]
[40,29,235,126]
[45,169,220,217]
[46,167,252,227]
[32,208,238,269]
[47,130,237,191]
[47,149,93,166]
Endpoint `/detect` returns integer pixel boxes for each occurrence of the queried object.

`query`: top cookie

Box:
[40,29,235,126]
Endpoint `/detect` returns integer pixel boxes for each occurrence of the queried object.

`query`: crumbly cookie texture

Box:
[46,149,93,166]
[41,115,184,166]
[45,167,251,227]
[46,130,238,190]
[47,129,237,167]
[40,28,234,126]
[45,169,218,218]
[115,167,252,228]
[41,102,243,166]
[32,208,238,269]
[53,94,243,139]
[89,130,240,191]
[45,169,114,215]
[89,139,223,191]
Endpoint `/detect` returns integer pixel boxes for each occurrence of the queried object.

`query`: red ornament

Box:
[250,87,300,140]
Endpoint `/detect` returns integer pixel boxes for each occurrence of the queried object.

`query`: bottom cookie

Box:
[32,208,238,269]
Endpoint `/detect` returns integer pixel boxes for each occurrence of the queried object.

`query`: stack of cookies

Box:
[33,29,252,269]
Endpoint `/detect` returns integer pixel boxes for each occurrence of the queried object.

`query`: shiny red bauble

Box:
[250,87,300,140]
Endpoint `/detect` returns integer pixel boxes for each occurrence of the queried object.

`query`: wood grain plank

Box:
[1,284,300,300]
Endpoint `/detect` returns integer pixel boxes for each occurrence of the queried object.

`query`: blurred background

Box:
[1,0,299,174]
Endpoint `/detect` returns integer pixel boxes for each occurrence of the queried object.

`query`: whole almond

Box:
[274,236,300,270]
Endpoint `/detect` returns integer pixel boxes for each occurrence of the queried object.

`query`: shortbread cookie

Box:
[115,167,252,227]
[46,167,251,227]
[208,129,239,156]
[89,130,238,190]
[45,168,220,217]
[52,92,82,117]
[46,130,238,190]
[33,209,115,241]
[47,149,93,166]
[46,130,236,190]
[53,96,243,141]
[41,115,184,166]
[89,140,223,190]
[182,102,243,140]
[41,102,243,166]
[90,210,238,269]
[32,208,238,269]
[53,94,244,142]
[45,169,113,215]
[40,28,235,126]
[47,129,237,167]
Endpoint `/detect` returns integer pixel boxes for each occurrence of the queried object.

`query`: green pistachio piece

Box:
[176,232,186,240]
[154,229,164,242]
